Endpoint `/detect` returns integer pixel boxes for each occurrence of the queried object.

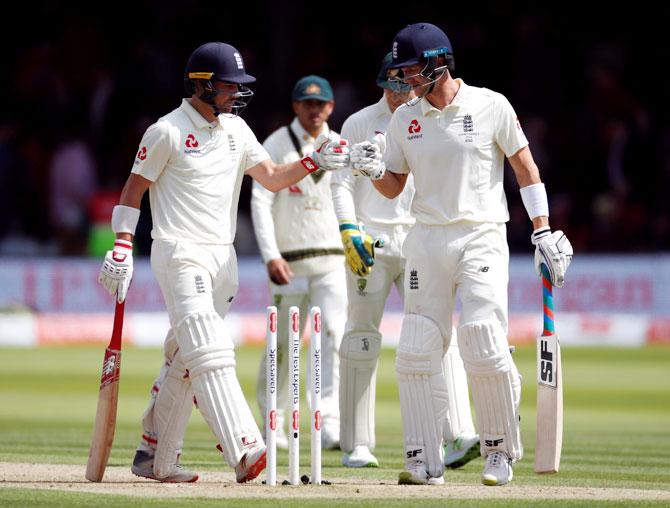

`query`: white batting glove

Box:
[532,227,573,288]
[301,132,350,172]
[350,141,386,180]
[98,239,134,303]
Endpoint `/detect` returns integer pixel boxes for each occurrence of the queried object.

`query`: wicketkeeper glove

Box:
[339,221,385,277]
[98,239,134,303]
[300,132,350,173]
[532,227,573,288]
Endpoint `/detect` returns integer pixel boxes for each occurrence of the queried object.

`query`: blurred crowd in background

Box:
[2,2,669,257]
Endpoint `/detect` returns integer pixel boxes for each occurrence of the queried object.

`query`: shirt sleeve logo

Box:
[136,146,147,162]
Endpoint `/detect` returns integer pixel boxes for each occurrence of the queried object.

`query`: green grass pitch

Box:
[0,344,668,506]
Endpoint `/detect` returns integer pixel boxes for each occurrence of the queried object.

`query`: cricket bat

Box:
[85,301,125,482]
[534,264,563,474]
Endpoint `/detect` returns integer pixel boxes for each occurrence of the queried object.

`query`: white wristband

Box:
[520,183,549,220]
[111,205,141,235]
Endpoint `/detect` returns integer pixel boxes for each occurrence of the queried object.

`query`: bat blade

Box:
[535,331,563,473]
[85,301,125,482]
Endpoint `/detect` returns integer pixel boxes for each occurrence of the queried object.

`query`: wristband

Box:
[111,205,140,235]
[300,156,318,174]
[519,183,549,220]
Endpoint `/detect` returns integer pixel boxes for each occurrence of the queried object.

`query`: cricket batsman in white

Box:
[97,42,349,483]
[332,53,480,469]
[350,24,573,485]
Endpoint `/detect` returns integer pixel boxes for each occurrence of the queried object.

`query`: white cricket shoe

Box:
[481,451,513,486]
[131,450,199,483]
[235,445,267,483]
[398,462,445,485]
[444,433,480,469]
[342,445,379,468]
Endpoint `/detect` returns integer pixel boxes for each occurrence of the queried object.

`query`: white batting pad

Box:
[339,331,382,452]
[458,320,522,461]
[176,312,263,467]
[153,354,194,478]
[395,314,448,478]
[139,328,182,454]
[442,337,477,441]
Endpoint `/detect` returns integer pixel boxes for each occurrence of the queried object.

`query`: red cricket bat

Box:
[85,301,125,482]
[534,264,563,474]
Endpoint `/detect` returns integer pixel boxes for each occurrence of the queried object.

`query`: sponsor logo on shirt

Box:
[407,119,423,140]
[184,133,202,154]
[135,146,147,164]
[288,185,303,195]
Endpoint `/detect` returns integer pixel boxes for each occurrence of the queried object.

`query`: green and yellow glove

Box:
[339,221,384,277]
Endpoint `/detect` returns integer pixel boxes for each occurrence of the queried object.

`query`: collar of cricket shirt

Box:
[420,78,469,116]
[377,95,392,118]
[181,99,217,131]
[290,116,330,144]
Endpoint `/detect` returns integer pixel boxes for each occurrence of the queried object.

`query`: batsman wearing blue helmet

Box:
[97,42,350,484]
[332,53,480,471]
[349,23,573,486]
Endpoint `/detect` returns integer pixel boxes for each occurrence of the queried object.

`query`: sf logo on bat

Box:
[538,335,557,388]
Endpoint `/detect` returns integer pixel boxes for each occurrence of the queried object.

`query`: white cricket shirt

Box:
[131,99,269,244]
[251,118,343,276]
[331,96,415,229]
[384,79,528,225]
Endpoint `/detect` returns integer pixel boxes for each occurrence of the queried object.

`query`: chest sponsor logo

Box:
[288,185,303,194]
[184,133,201,154]
[135,146,147,163]
[407,119,422,140]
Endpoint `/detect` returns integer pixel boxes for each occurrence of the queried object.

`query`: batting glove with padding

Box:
[301,133,350,172]
[350,140,386,180]
[98,239,134,303]
[532,227,573,287]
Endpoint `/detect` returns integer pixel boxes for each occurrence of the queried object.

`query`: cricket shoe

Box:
[444,433,480,469]
[398,462,445,485]
[131,450,199,483]
[481,451,513,486]
[235,445,267,483]
[342,445,379,468]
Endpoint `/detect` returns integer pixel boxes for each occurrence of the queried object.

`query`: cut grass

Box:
[0,345,668,505]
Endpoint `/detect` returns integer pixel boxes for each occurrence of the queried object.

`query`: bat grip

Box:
[109,301,125,350]
[541,264,555,335]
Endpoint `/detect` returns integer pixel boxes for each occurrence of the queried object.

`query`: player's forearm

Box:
[249,160,308,192]
[372,170,406,199]
[331,182,357,222]
[115,174,151,240]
